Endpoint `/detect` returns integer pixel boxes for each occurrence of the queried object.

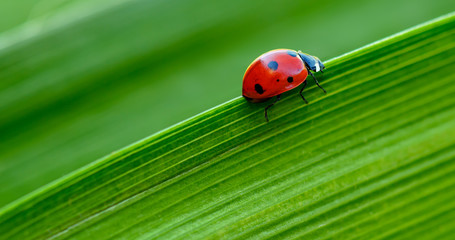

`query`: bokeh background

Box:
[0,0,452,208]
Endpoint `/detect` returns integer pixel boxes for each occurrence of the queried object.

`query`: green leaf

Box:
[0,0,452,209]
[1,12,455,239]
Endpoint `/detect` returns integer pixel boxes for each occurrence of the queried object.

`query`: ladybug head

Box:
[297,51,325,73]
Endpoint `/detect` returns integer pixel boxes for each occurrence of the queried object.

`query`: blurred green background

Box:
[0,0,452,208]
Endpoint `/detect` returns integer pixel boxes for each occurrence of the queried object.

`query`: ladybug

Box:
[242,49,326,122]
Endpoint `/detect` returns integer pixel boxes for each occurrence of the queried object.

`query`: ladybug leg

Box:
[264,94,281,122]
[299,81,309,104]
[306,66,327,94]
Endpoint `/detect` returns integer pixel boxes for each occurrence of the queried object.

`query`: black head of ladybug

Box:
[297,51,325,73]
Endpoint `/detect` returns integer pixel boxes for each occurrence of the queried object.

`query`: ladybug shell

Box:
[242,49,308,101]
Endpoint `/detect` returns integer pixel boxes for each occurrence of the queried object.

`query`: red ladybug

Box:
[242,49,326,121]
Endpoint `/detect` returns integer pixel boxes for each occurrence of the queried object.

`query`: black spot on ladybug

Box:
[276,79,280,82]
[255,84,264,94]
[287,50,297,57]
[243,95,253,102]
[287,76,294,83]
[268,61,278,71]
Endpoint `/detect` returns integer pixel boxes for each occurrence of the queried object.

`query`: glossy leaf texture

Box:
[0,0,453,208]
[1,13,455,240]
